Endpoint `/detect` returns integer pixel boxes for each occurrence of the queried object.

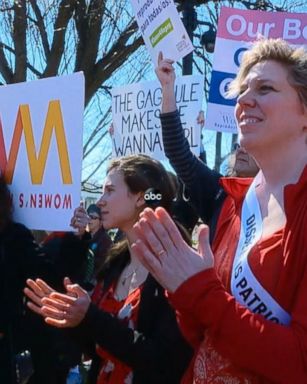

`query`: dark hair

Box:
[0,175,13,231]
[87,204,101,218]
[99,155,190,278]
[107,154,176,212]
[168,172,198,234]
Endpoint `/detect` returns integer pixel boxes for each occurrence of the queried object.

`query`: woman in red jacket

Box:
[131,38,307,383]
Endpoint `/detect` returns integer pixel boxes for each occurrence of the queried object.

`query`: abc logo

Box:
[144,188,162,207]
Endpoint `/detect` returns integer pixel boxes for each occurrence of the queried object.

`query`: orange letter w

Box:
[0,100,72,185]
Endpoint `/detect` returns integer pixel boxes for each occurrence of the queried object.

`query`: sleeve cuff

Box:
[160,109,179,119]
[167,268,221,315]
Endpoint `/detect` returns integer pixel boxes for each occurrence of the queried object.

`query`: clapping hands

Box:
[24,277,91,328]
[131,207,214,293]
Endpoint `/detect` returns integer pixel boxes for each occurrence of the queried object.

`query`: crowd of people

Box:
[1,37,306,384]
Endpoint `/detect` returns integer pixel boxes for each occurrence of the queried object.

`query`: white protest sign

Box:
[130,0,193,65]
[0,73,84,231]
[206,7,307,133]
[111,75,203,160]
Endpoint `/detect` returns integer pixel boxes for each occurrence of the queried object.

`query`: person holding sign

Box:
[155,52,259,233]
[24,154,192,384]
[130,38,307,383]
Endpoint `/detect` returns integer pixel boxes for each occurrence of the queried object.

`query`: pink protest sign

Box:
[218,7,307,44]
[206,7,307,133]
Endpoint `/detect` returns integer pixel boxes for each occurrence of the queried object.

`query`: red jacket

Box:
[169,167,307,383]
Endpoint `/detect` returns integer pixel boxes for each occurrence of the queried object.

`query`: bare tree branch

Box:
[1,42,42,77]
[0,43,13,82]
[29,0,50,58]
[83,105,111,156]
[82,152,111,184]
[75,0,105,74]
[85,21,143,105]
[81,180,103,192]
[13,0,27,82]
[84,130,109,159]
[43,0,76,77]
[74,0,87,70]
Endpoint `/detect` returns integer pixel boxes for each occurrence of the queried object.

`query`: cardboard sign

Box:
[206,7,307,133]
[0,73,84,231]
[111,75,203,159]
[130,0,193,65]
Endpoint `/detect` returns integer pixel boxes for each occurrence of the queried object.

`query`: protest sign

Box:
[206,7,307,133]
[111,75,203,160]
[130,0,193,65]
[0,73,84,231]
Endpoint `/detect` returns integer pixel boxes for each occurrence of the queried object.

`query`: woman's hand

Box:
[155,52,175,87]
[24,278,55,316]
[155,52,177,113]
[70,203,89,235]
[25,277,91,328]
[41,281,91,328]
[197,110,205,128]
[131,207,214,293]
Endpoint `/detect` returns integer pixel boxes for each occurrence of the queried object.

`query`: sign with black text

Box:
[111,76,203,160]
[130,0,193,65]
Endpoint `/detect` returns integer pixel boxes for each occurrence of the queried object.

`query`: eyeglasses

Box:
[89,215,100,220]
[233,143,240,151]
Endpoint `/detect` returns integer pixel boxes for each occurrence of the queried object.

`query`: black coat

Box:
[0,222,49,383]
